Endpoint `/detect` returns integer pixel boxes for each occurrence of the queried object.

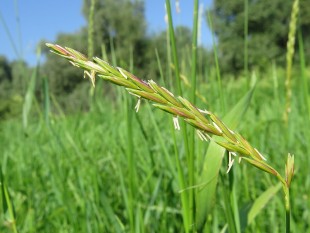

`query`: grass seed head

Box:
[46,43,285,185]
[285,153,294,188]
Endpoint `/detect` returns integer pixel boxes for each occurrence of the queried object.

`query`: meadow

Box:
[1,0,310,232]
[1,61,309,232]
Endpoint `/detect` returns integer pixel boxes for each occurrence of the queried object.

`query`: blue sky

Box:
[0,0,212,66]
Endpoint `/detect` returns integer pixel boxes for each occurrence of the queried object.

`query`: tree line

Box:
[0,0,309,119]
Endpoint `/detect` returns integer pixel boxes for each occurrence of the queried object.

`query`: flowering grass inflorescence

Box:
[46,43,293,178]
[46,43,294,231]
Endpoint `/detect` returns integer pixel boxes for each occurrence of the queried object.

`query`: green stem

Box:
[165,1,191,231]
[125,93,135,233]
[284,186,290,233]
[191,0,198,104]
[188,0,199,229]
[127,46,136,232]
[275,173,290,233]
[165,0,182,95]
[207,10,225,112]
[88,0,95,58]
[298,29,310,121]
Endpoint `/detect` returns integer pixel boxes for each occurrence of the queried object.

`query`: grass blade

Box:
[22,67,37,130]
[298,29,310,121]
[207,9,225,111]
[22,48,41,130]
[191,0,199,104]
[0,10,20,58]
[196,84,255,230]
[247,183,282,225]
[0,167,18,233]
[165,1,191,231]
[190,0,199,227]
[42,76,50,126]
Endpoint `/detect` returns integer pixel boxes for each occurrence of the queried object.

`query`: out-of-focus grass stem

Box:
[188,0,199,230]
[207,10,225,112]
[298,30,310,121]
[165,0,191,231]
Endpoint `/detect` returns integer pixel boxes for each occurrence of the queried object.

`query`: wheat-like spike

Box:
[284,0,299,124]
[46,43,284,177]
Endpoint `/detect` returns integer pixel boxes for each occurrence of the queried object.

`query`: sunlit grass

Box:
[0,0,309,232]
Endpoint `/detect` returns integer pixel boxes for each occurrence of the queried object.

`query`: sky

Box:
[0,0,213,66]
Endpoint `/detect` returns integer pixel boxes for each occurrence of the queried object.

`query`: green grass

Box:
[0,71,309,232]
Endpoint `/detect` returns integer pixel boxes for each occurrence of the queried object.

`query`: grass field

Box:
[1,0,310,232]
[1,66,309,232]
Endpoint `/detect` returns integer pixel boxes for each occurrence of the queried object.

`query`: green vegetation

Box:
[211,0,310,74]
[1,0,310,232]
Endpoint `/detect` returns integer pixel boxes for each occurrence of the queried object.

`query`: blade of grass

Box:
[155,45,189,232]
[22,62,38,130]
[196,84,255,230]
[146,103,177,178]
[191,0,199,104]
[144,174,162,226]
[247,183,282,225]
[206,9,225,112]
[0,167,18,233]
[88,0,96,104]
[189,0,199,230]
[220,172,237,233]
[88,0,95,58]
[165,0,191,231]
[0,10,20,58]
[100,191,124,233]
[230,167,241,233]
[297,28,310,181]
[298,29,310,122]
[117,164,131,231]
[165,0,182,96]
[42,76,50,126]
[125,67,136,233]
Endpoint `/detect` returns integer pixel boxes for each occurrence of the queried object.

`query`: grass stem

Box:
[285,187,290,233]
[207,10,225,112]
[165,1,191,231]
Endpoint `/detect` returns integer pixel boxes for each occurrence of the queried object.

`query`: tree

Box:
[0,57,26,120]
[210,0,310,74]
[40,0,150,112]
[40,31,91,112]
[144,26,209,81]
[42,32,87,96]
[82,0,147,70]
[11,60,31,94]
[0,56,13,101]
[0,56,12,83]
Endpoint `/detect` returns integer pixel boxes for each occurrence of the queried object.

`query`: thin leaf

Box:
[195,84,255,230]
[0,167,18,233]
[247,183,282,225]
[42,76,50,126]
[22,67,37,130]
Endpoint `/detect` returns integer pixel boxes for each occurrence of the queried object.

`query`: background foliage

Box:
[211,0,310,73]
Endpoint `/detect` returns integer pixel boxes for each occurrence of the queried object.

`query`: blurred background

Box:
[0,0,309,232]
[0,0,309,114]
